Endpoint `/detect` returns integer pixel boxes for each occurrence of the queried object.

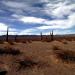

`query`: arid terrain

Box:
[0,39,75,75]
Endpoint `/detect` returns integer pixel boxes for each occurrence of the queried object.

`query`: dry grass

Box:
[15,58,49,71]
[54,50,75,63]
[61,40,68,44]
[52,45,61,50]
[0,46,22,55]
[52,44,75,63]
[0,40,4,44]
[0,40,75,75]
[8,41,15,45]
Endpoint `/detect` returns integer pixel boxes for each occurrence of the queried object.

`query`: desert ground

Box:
[0,40,75,75]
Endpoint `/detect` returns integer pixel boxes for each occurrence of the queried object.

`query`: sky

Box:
[0,0,75,35]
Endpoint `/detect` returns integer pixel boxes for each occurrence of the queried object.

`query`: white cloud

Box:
[2,1,31,14]
[9,28,18,32]
[18,28,38,35]
[13,13,75,30]
[0,23,18,35]
[0,31,17,35]
[2,1,26,9]
[19,16,46,24]
[52,4,75,18]
[45,1,75,18]
[37,20,68,29]
[18,28,75,35]
[1,0,75,35]
[0,23,8,31]
[2,0,75,19]
[7,28,18,35]
[37,12,75,29]
[17,15,66,26]
[54,30,74,35]
[68,13,75,25]
[12,14,22,18]
[43,29,75,35]
[8,31,18,35]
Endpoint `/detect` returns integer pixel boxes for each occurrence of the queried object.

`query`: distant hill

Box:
[0,34,75,41]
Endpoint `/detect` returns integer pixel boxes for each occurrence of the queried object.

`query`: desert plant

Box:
[54,50,75,63]
[15,35,17,42]
[8,48,21,55]
[0,40,4,44]
[0,47,22,55]
[27,40,32,43]
[7,40,15,45]
[45,35,51,42]
[62,40,68,44]
[40,32,43,41]
[16,59,39,71]
[52,45,60,50]
[15,58,49,71]
[9,42,14,45]
[6,27,9,42]
[50,30,54,41]
[22,41,26,43]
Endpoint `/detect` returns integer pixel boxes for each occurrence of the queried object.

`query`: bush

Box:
[54,50,75,63]
[62,40,68,44]
[0,47,22,55]
[17,59,38,70]
[52,45,60,50]
[8,41,15,45]
[0,40,4,44]
[15,58,49,71]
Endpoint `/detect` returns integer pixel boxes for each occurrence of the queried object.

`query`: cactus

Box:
[46,35,48,40]
[50,30,54,41]
[6,27,9,42]
[15,35,17,42]
[40,32,43,41]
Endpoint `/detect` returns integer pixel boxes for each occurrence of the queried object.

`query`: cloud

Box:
[2,1,26,9]
[1,0,75,19]
[0,22,18,35]
[0,31,18,35]
[18,28,40,35]
[19,16,46,24]
[0,0,75,35]
[54,29,75,35]
[12,13,75,30]
[52,4,75,18]
[18,28,75,35]
[0,23,8,31]
[37,12,75,29]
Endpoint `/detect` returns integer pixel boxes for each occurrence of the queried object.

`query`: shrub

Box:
[62,41,68,44]
[52,45,60,50]
[62,40,68,44]
[54,50,75,63]
[17,59,38,70]
[22,41,26,43]
[27,40,32,43]
[0,40,4,44]
[0,47,22,55]
[15,58,49,71]
[8,41,15,45]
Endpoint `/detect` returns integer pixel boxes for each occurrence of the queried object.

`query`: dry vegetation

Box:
[0,38,75,75]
